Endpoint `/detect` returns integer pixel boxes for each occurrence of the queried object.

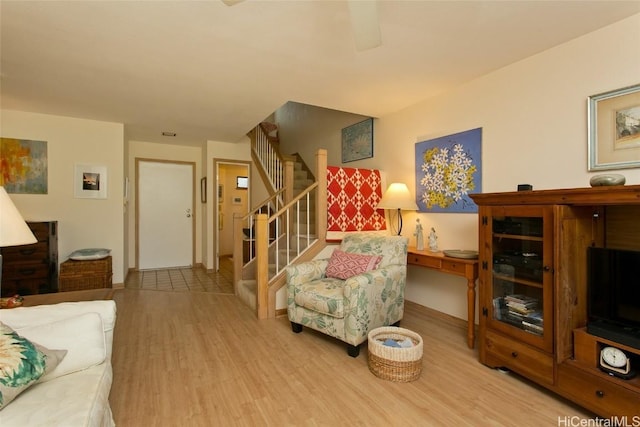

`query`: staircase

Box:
[234,124,327,318]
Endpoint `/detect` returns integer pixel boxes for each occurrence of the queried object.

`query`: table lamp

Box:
[0,186,37,288]
[376,182,418,235]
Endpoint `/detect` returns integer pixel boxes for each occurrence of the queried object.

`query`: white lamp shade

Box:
[0,186,37,247]
[377,183,418,211]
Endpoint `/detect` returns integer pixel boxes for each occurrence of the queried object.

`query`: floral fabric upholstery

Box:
[286,233,408,347]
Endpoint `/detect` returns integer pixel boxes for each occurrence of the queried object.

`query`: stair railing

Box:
[235,140,328,319]
[252,123,285,192]
[232,189,286,283]
[255,181,319,318]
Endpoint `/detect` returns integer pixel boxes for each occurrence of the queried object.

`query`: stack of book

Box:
[503,294,543,335]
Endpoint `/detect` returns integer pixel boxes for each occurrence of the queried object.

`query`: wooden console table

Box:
[407,247,479,349]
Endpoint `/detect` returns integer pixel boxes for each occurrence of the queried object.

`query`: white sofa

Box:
[0,300,117,426]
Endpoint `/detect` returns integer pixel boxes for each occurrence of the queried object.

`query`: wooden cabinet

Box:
[470,186,640,418]
[1,221,58,296]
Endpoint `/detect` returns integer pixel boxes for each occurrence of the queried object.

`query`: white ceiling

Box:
[2,1,639,147]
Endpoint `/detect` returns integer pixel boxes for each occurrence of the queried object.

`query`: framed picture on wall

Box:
[74,164,107,199]
[342,118,373,163]
[588,83,640,171]
[414,128,482,213]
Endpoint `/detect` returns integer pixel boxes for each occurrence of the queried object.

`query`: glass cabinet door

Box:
[486,206,554,352]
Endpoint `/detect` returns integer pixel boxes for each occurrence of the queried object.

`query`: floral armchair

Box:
[285,233,408,357]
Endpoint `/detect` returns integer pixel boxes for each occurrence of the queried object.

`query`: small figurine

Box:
[414,219,424,250]
[428,227,439,252]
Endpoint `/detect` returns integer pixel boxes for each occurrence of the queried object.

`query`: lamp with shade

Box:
[376,182,418,235]
[0,186,37,289]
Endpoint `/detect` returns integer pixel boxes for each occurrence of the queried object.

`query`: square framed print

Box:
[0,137,48,194]
[74,164,107,199]
[341,118,373,163]
[415,128,482,213]
[588,83,640,171]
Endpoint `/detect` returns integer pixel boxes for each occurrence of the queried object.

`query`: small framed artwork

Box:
[201,177,207,203]
[588,83,640,171]
[232,196,242,205]
[74,164,107,199]
[342,118,373,163]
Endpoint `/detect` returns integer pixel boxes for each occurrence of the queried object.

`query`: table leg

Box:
[467,278,476,349]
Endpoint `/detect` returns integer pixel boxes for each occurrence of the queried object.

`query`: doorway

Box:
[215,160,250,270]
[137,159,195,269]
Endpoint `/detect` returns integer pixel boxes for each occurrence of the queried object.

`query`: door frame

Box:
[214,158,251,271]
[135,158,196,270]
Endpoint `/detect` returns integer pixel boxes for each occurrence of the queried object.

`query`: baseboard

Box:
[404,300,469,331]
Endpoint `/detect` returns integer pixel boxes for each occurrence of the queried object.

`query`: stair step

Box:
[294,179,313,188]
[237,279,256,311]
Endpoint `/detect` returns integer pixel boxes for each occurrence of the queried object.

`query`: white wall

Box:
[378,13,640,322]
[276,102,369,174]
[127,140,203,269]
[1,110,125,283]
[275,14,640,323]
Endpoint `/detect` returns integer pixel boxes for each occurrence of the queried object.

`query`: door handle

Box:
[186,209,191,218]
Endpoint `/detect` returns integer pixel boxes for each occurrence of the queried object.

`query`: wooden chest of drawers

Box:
[1,221,58,296]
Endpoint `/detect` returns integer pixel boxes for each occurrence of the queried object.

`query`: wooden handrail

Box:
[235,142,328,320]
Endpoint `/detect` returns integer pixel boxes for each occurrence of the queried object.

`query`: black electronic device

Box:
[493,218,543,237]
[587,247,640,350]
[493,251,543,281]
[517,184,533,191]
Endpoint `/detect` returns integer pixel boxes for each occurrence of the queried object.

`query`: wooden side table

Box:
[407,247,479,349]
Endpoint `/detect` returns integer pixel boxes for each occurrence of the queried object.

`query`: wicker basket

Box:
[59,256,113,292]
[367,326,423,382]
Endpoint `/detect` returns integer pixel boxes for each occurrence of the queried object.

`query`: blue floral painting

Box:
[414,128,482,213]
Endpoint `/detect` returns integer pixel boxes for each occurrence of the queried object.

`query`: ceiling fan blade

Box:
[347,0,382,51]
[221,0,244,6]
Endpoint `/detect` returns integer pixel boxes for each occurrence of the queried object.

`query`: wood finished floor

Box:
[110,289,594,426]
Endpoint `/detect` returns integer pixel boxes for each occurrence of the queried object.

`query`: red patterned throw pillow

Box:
[326,249,382,280]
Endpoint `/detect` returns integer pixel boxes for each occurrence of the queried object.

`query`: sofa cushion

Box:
[0,362,114,427]
[326,249,381,280]
[293,278,346,318]
[0,322,66,410]
[15,312,106,382]
[0,300,117,358]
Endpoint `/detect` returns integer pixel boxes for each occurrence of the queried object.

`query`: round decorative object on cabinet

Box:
[589,174,625,187]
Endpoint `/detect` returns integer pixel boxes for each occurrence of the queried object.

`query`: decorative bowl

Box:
[589,174,625,187]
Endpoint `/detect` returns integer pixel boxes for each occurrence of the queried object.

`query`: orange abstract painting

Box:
[0,138,48,194]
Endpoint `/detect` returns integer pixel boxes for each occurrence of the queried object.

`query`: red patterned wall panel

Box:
[326,166,387,232]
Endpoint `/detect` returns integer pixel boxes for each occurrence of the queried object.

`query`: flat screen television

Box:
[587,247,640,350]
[236,176,248,189]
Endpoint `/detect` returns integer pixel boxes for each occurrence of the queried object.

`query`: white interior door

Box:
[138,161,193,269]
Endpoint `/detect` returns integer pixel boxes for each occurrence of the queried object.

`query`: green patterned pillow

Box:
[0,322,66,410]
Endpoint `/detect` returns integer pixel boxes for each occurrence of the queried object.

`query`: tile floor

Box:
[124,256,234,294]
